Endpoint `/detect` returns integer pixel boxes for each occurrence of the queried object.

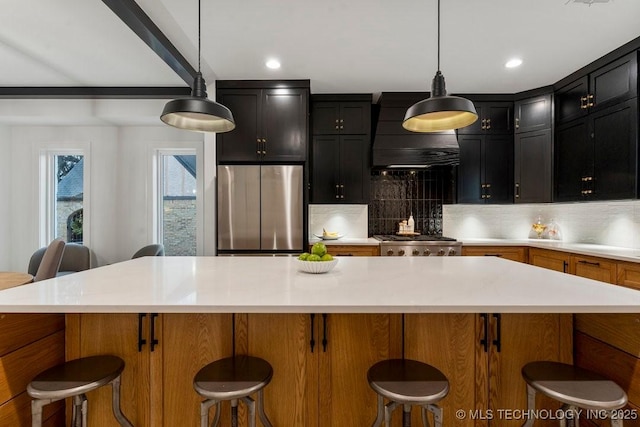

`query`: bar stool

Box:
[368,359,449,427]
[521,361,628,427]
[193,355,274,427]
[27,355,133,427]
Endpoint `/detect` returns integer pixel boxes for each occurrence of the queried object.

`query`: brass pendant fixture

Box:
[403,0,477,133]
[161,0,235,133]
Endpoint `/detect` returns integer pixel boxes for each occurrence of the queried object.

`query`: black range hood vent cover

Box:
[372,92,460,168]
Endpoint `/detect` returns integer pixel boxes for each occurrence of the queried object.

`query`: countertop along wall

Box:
[443,200,640,249]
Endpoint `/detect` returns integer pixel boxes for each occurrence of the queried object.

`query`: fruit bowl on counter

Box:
[296,258,339,274]
[296,242,338,274]
[313,229,344,240]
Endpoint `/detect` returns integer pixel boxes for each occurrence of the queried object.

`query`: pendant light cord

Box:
[198,0,201,73]
[437,0,440,72]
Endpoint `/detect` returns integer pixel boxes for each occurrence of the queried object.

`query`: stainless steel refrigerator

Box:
[217,165,304,253]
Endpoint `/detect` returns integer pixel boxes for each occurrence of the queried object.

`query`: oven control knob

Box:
[438,249,445,256]
[387,249,394,256]
[449,248,457,256]
[423,249,431,256]
[399,249,405,256]
[412,249,420,256]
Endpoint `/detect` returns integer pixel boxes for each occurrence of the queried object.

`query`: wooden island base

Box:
[65,312,572,427]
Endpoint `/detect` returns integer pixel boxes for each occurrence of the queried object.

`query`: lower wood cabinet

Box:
[308,244,380,256]
[529,247,570,272]
[570,254,617,283]
[234,313,402,427]
[406,313,572,427]
[616,261,640,291]
[462,246,528,263]
[66,313,232,427]
[0,314,65,426]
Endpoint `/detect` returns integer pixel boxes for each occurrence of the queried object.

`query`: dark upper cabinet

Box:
[515,94,552,134]
[310,95,371,204]
[556,52,638,124]
[312,101,370,135]
[457,102,513,134]
[311,135,369,203]
[554,99,638,201]
[514,129,552,203]
[216,86,308,162]
[458,134,513,204]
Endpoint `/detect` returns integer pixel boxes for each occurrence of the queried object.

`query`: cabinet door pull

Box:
[515,117,519,129]
[486,118,491,130]
[483,254,503,257]
[578,260,600,267]
[515,183,520,199]
[138,313,147,352]
[580,96,588,109]
[339,184,345,199]
[262,139,267,155]
[480,313,489,352]
[563,261,568,273]
[335,184,340,199]
[481,119,486,130]
[309,313,316,353]
[492,313,501,353]
[150,313,159,352]
[587,94,594,107]
[322,313,328,352]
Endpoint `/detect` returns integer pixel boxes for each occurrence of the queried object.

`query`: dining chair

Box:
[33,239,66,282]
[28,242,90,276]
[131,244,165,259]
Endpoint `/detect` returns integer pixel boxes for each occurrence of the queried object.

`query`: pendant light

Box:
[403,0,478,133]
[161,0,235,133]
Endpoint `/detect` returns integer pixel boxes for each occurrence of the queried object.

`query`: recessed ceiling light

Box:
[266,59,281,69]
[505,58,523,68]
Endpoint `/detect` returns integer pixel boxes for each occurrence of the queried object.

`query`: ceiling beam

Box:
[101,0,196,87]
[0,87,190,99]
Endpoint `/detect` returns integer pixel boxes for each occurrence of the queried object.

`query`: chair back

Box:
[59,243,91,273]
[28,247,47,276]
[132,244,165,259]
[34,239,66,282]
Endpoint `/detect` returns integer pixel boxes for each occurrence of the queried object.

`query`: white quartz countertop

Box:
[307,237,380,246]
[0,256,639,314]
[460,238,640,263]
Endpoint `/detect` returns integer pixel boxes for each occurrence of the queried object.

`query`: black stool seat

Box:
[194,355,273,401]
[368,359,449,405]
[522,361,627,410]
[27,355,124,400]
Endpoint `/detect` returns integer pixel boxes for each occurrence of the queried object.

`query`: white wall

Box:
[0,99,216,271]
[0,126,11,270]
[444,200,640,249]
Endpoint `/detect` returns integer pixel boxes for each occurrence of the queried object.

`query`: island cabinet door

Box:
[234,313,402,427]
[159,314,233,427]
[404,314,478,427]
[66,314,151,427]
[485,314,573,427]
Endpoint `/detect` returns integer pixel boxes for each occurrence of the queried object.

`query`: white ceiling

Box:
[1,0,639,96]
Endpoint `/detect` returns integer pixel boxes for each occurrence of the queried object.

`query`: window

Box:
[157,150,199,255]
[40,151,87,244]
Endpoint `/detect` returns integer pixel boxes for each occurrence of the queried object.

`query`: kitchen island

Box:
[1,256,639,427]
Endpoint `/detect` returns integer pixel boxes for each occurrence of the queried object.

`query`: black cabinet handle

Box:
[483,254,503,257]
[480,313,488,352]
[310,314,316,353]
[515,183,520,199]
[137,313,147,352]
[150,313,159,352]
[492,314,502,353]
[578,260,600,267]
[563,261,569,273]
[322,313,328,352]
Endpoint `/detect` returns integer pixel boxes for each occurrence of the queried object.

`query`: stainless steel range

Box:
[373,235,462,256]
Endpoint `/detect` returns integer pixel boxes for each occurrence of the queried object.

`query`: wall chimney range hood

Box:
[372,92,460,168]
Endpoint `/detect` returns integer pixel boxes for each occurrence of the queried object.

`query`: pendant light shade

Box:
[160,0,235,133]
[403,0,477,133]
[161,73,235,133]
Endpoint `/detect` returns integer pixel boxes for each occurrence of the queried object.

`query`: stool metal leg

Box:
[522,385,536,427]
[257,389,274,427]
[385,401,399,427]
[241,396,256,427]
[421,406,430,427]
[372,394,384,427]
[610,413,623,427]
[231,399,239,427]
[200,399,218,427]
[80,394,88,427]
[211,401,221,427]
[110,376,134,427]
[31,399,48,427]
[72,394,85,427]
[403,404,411,427]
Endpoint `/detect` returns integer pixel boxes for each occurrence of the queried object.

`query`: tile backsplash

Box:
[368,168,455,235]
[443,200,640,249]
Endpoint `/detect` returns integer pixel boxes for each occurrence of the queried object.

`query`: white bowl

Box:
[313,233,345,240]
[296,258,339,274]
